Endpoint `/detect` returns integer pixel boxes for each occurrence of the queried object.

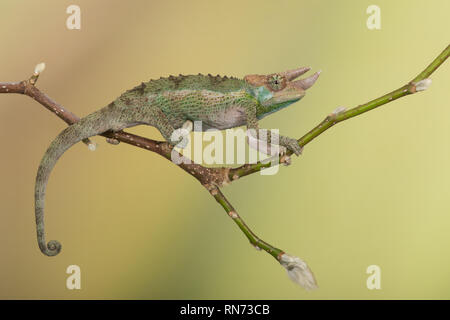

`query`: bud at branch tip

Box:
[34,62,46,75]
[279,253,318,290]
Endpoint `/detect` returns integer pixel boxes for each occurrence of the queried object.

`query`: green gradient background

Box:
[0,0,449,299]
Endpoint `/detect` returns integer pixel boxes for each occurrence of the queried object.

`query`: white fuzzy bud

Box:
[34,62,46,75]
[88,142,97,151]
[279,253,318,290]
[415,78,432,92]
[332,106,347,115]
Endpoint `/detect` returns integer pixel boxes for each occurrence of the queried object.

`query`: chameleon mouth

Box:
[261,89,305,107]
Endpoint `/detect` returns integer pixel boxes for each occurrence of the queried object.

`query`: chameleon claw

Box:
[106,138,120,145]
[291,144,303,156]
[175,136,189,149]
[81,138,95,148]
[280,154,291,166]
[281,138,302,156]
[278,145,287,156]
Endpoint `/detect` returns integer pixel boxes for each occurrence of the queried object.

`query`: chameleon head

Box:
[244,67,320,118]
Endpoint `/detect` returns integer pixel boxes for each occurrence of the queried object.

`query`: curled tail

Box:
[35,109,117,256]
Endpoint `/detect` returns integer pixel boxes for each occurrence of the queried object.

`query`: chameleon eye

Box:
[268,74,285,91]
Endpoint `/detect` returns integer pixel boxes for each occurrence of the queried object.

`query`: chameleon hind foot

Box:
[106,138,120,145]
[82,138,97,150]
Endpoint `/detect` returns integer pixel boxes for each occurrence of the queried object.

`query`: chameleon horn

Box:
[283,67,311,80]
[293,70,321,90]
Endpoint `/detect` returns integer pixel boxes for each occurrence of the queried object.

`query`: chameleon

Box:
[35,66,320,256]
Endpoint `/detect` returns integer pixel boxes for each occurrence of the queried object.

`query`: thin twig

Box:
[211,187,283,259]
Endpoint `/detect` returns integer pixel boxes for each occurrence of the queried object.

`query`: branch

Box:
[1,44,448,290]
[0,75,230,187]
[229,44,450,180]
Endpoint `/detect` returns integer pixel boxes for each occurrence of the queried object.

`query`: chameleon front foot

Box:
[281,137,303,156]
[280,154,292,166]
[278,145,287,156]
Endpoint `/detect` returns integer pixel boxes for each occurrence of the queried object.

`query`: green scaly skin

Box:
[35,67,320,256]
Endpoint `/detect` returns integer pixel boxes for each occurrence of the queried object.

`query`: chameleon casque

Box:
[35,67,320,256]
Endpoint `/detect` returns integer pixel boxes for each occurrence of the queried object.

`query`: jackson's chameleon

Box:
[35,67,320,256]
